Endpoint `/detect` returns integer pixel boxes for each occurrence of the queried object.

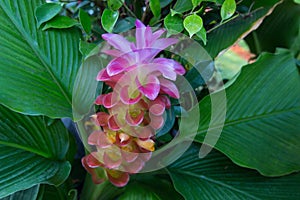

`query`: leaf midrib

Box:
[0,141,51,158]
[197,106,300,135]
[0,1,72,106]
[170,170,261,200]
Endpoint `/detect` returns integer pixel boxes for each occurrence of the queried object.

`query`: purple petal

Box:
[152,29,165,41]
[96,112,109,126]
[149,114,164,130]
[133,126,155,139]
[149,103,165,116]
[145,26,153,47]
[106,170,130,187]
[88,131,100,145]
[139,152,152,162]
[125,110,144,126]
[107,57,129,76]
[123,158,144,173]
[102,49,123,57]
[120,85,142,105]
[97,132,113,148]
[102,33,132,53]
[152,38,178,50]
[135,20,146,49]
[95,94,105,105]
[96,68,110,81]
[159,78,180,99]
[86,153,103,168]
[136,75,160,100]
[108,115,121,131]
[102,93,118,108]
[158,95,171,109]
[121,150,139,163]
[153,58,185,75]
[103,151,122,169]
[82,155,105,184]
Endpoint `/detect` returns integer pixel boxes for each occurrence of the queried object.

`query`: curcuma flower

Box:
[82,20,185,187]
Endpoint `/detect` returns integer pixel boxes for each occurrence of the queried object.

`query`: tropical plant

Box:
[0,0,299,199]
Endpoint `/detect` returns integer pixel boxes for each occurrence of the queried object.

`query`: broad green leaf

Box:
[183,14,203,37]
[192,0,202,8]
[164,14,184,34]
[118,183,160,200]
[150,0,161,18]
[220,0,236,21]
[79,40,97,57]
[37,184,76,200]
[0,105,71,198]
[195,50,300,176]
[205,0,281,58]
[214,42,248,80]
[245,0,300,55]
[196,27,207,45]
[72,55,103,121]
[1,185,40,200]
[173,0,193,13]
[80,176,125,200]
[168,144,300,200]
[42,15,78,31]
[108,0,124,10]
[79,9,91,34]
[101,9,119,33]
[35,3,62,28]
[0,0,82,118]
[295,0,300,4]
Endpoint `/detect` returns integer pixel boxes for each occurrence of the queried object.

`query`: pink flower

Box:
[83,19,185,187]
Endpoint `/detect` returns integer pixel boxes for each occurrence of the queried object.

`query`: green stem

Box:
[123,2,137,18]
[252,31,262,54]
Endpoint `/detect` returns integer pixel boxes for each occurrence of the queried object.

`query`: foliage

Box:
[0,0,299,199]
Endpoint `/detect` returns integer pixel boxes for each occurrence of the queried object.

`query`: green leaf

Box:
[168,144,300,200]
[196,50,300,176]
[42,15,78,31]
[0,185,40,200]
[108,0,124,10]
[150,0,161,18]
[295,0,300,4]
[164,14,184,35]
[0,0,82,118]
[220,0,236,21]
[205,1,281,58]
[214,42,248,80]
[183,14,203,37]
[113,17,136,33]
[37,184,75,200]
[196,27,207,45]
[101,9,119,33]
[245,1,300,55]
[79,9,91,34]
[160,0,172,8]
[192,0,202,8]
[173,0,193,13]
[35,3,62,28]
[0,105,71,198]
[72,55,103,121]
[79,40,97,57]
[119,184,160,200]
